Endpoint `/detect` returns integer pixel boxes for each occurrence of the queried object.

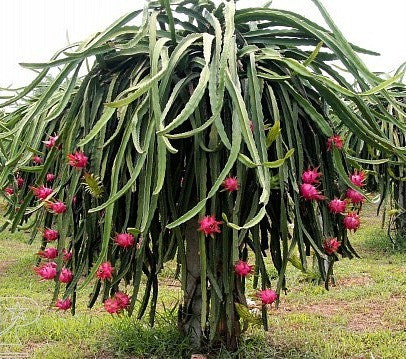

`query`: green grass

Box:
[0,203,405,358]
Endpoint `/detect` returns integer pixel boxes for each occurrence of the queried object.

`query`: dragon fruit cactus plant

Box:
[0,0,404,350]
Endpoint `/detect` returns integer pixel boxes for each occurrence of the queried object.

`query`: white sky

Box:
[0,0,405,88]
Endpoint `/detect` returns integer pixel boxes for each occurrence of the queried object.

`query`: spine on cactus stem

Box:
[0,0,404,351]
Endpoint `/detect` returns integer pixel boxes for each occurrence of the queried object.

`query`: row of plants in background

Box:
[0,0,404,350]
[336,78,405,248]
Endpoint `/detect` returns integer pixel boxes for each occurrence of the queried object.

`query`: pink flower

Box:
[322,237,341,255]
[114,292,131,310]
[34,262,57,280]
[234,260,253,277]
[37,247,58,259]
[16,176,24,188]
[104,298,121,314]
[55,298,72,311]
[43,228,59,242]
[343,212,361,232]
[4,187,14,195]
[62,249,72,261]
[46,173,56,183]
[249,120,254,132]
[59,268,73,283]
[327,134,344,151]
[32,156,43,165]
[257,289,278,305]
[114,233,135,248]
[47,201,67,214]
[300,183,326,201]
[96,262,114,280]
[346,188,364,204]
[104,292,131,314]
[72,196,77,204]
[67,151,88,169]
[301,167,322,184]
[30,185,53,200]
[198,215,222,237]
[328,198,347,214]
[222,176,239,193]
[349,170,366,187]
[43,134,59,149]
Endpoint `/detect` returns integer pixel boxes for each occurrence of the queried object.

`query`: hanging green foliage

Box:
[0,0,404,349]
[340,73,405,247]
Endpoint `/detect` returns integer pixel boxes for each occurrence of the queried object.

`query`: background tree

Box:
[341,77,405,247]
[0,0,404,350]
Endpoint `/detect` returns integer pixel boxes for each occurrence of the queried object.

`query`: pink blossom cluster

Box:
[297,135,367,255]
[104,292,131,314]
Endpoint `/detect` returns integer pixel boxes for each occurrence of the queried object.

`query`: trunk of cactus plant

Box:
[216,297,241,351]
[179,219,203,348]
[400,186,406,210]
[397,160,406,234]
[398,137,406,210]
[178,220,241,350]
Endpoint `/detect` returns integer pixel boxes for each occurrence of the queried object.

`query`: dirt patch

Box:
[88,354,115,359]
[159,276,182,288]
[287,274,374,295]
[334,274,373,287]
[346,296,405,332]
[0,260,15,276]
[277,296,404,332]
[278,301,345,318]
